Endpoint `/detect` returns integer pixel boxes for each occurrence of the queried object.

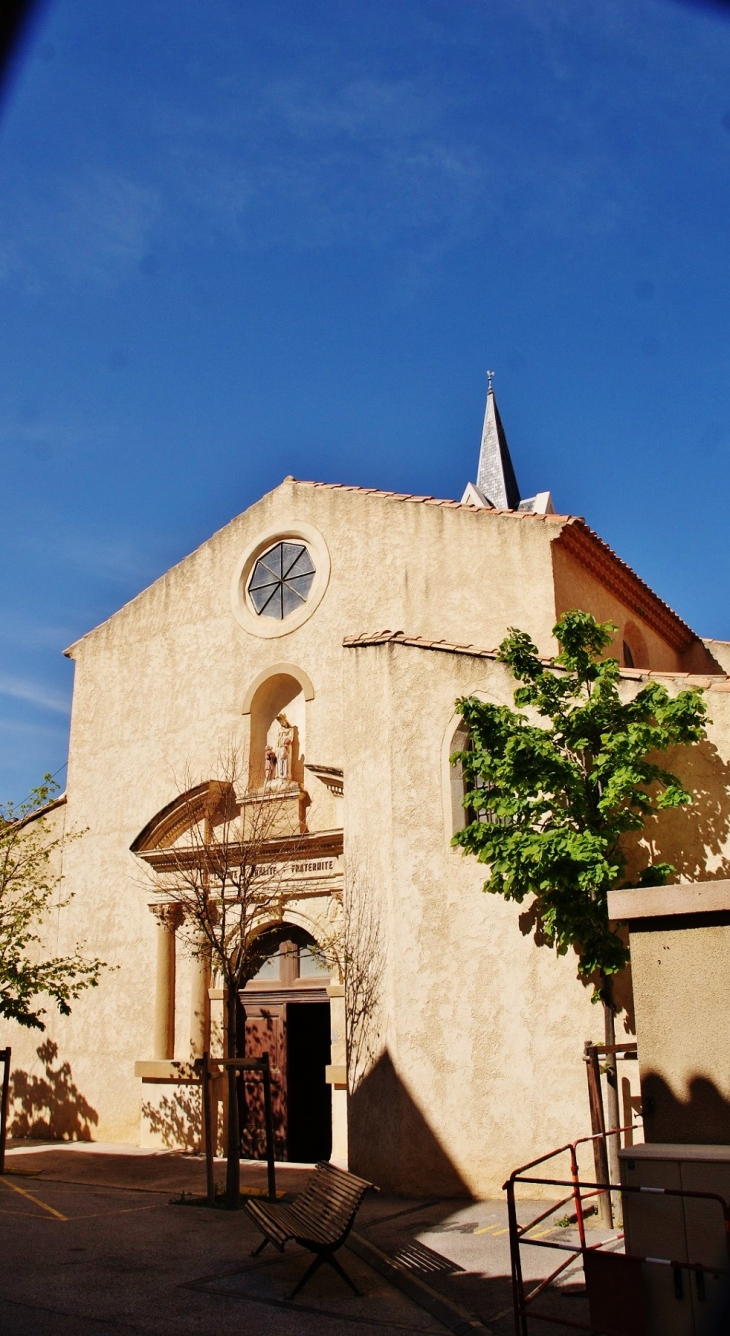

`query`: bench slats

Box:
[245,1161,373,1252]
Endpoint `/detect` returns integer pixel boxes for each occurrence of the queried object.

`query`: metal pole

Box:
[261,1053,276,1203]
[505,1176,528,1336]
[0,1047,10,1176]
[201,1051,215,1205]
[603,1008,621,1211]
[569,1142,587,1253]
[584,1042,612,1228]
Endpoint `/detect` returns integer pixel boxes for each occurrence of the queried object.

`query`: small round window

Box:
[247,542,316,620]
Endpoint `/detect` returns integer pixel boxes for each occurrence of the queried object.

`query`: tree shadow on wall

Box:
[514,738,730,1034]
[10,1040,98,1141]
[142,1085,202,1153]
[240,1008,287,1161]
[631,737,730,885]
[642,1069,730,1146]
[348,1048,471,1198]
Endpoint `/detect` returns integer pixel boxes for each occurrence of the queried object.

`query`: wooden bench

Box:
[245,1160,376,1298]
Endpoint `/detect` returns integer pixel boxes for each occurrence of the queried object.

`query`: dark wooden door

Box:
[240,1002,287,1160]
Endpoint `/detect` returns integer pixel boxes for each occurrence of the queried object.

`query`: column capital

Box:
[150,901,184,932]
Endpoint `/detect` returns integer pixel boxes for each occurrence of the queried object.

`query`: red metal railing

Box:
[503,1128,730,1335]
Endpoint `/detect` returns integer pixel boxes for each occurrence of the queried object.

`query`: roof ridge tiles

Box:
[342,632,730,685]
[291,478,698,647]
[293,477,561,519]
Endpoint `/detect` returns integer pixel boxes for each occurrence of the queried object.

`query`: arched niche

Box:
[440,689,502,842]
[243,665,314,790]
[622,621,649,670]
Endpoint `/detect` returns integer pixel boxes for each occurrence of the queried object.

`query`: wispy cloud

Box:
[0,407,107,459]
[3,2,725,296]
[0,675,70,715]
[52,531,162,585]
[0,169,161,293]
[0,611,76,652]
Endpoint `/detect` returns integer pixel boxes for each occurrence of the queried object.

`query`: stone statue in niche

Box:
[265,745,277,783]
[274,713,295,782]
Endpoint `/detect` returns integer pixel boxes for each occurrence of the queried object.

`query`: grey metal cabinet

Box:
[619,1143,730,1335]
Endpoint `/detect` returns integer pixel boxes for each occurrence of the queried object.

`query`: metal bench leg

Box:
[289,1253,324,1299]
[251,1237,270,1258]
[326,1251,362,1297]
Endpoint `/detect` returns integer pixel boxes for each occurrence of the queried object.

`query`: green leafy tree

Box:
[0,776,104,1030]
[452,610,707,1038]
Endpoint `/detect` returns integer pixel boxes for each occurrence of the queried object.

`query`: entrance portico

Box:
[130,780,345,1164]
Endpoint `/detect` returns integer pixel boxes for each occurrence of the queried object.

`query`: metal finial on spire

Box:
[486,369,495,392]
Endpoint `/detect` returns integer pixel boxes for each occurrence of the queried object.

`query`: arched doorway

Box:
[240,924,332,1164]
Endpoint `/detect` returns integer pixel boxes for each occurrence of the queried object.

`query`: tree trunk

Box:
[236,994,247,1149]
[225,982,240,1208]
[602,978,621,1212]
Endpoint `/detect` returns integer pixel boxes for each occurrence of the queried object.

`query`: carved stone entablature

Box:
[136,820,343,877]
[305,763,344,797]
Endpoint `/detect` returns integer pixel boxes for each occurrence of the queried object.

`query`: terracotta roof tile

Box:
[298,477,559,521]
[343,632,730,688]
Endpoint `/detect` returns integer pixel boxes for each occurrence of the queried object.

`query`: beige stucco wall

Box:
[704,638,730,673]
[342,641,611,1197]
[611,688,730,1145]
[4,479,729,1196]
[1,483,564,1156]
[341,653,730,1194]
[629,918,730,1145]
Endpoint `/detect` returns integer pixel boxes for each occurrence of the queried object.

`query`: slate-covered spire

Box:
[476,373,521,510]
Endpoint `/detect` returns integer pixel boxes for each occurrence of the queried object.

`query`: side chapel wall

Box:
[550,538,718,673]
[342,640,730,1198]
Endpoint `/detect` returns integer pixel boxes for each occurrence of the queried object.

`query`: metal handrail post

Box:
[583,1042,612,1228]
[505,1175,528,1336]
[0,1047,10,1175]
[569,1143,587,1253]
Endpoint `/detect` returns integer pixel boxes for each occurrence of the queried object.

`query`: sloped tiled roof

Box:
[342,630,730,691]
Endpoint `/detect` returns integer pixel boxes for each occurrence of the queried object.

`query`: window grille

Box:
[248,542,315,620]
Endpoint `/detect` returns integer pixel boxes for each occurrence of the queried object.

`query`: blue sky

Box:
[2,0,730,801]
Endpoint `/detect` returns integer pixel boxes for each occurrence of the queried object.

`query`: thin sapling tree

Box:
[148,748,305,1207]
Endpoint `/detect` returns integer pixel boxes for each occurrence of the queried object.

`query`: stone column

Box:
[326,982,349,1168]
[152,905,182,1061]
[189,939,211,1060]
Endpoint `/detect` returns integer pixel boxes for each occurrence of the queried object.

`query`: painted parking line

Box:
[0,1178,171,1223]
[71,1202,164,1221]
[0,1176,68,1221]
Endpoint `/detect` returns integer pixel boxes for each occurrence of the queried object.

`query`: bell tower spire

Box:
[475,372,521,510]
[461,375,554,513]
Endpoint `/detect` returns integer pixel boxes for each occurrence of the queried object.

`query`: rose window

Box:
[247,542,316,620]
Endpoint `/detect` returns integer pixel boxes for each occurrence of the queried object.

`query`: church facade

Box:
[7,390,730,1196]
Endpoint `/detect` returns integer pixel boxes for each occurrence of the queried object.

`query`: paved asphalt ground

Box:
[0,1143,614,1335]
